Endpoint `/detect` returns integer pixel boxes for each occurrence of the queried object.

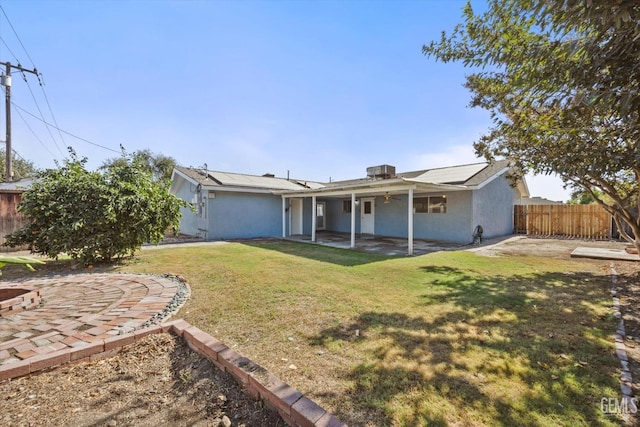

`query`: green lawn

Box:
[3,240,619,425]
[107,240,623,426]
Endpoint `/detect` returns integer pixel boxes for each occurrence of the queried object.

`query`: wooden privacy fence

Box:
[514,204,612,239]
[0,192,28,252]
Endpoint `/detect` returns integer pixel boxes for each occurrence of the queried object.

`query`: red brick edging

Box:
[0,288,41,317]
[0,318,346,427]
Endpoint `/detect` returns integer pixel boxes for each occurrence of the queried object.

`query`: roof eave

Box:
[275,178,469,197]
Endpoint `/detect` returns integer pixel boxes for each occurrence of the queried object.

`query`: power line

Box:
[12,101,58,158]
[0,5,120,166]
[18,73,66,157]
[12,103,121,154]
[35,73,68,154]
[0,37,19,62]
[0,5,85,168]
[0,5,36,68]
[0,84,61,159]
[0,6,67,158]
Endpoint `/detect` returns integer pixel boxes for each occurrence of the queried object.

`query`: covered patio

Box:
[285,230,465,256]
[277,173,468,256]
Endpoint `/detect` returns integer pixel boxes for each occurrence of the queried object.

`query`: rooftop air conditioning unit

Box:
[366,164,396,179]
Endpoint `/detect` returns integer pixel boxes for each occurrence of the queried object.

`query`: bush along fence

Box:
[514,204,613,239]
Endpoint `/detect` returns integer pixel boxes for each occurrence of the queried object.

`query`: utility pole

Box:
[0,61,38,182]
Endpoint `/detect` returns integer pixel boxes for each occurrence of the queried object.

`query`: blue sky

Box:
[0,0,570,201]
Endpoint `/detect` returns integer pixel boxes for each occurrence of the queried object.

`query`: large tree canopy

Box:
[423,0,640,250]
[0,150,38,181]
[101,149,177,182]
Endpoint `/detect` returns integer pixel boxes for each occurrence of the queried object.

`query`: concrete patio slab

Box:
[286,231,465,256]
[571,247,639,262]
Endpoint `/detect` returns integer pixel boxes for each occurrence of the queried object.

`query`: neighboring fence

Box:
[0,192,28,252]
[514,204,612,239]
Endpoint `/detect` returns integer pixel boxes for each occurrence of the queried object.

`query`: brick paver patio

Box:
[0,273,184,366]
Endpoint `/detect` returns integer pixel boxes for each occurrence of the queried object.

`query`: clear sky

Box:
[0,0,571,201]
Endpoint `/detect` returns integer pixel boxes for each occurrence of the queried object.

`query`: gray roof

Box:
[174,159,520,195]
[174,166,322,191]
[403,162,489,185]
[329,159,511,187]
[0,178,36,192]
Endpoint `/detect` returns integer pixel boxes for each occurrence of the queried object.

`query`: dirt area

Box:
[0,333,286,427]
[472,235,631,259]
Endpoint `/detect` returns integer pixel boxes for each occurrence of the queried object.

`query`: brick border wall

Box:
[0,288,41,317]
[0,319,346,427]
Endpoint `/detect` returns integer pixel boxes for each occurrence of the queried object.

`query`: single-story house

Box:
[170,160,529,255]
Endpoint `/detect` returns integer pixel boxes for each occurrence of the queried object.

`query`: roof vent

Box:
[262,173,275,178]
[366,164,396,179]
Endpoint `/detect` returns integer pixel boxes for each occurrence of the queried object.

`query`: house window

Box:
[414,197,429,213]
[342,200,352,213]
[414,195,447,213]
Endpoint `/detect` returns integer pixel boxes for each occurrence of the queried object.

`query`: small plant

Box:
[0,256,44,275]
[178,368,193,383]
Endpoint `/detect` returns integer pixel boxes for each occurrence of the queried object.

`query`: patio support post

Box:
[350,193,356,248]
[408,187,414,256]
[282,196,287,238]
[312,195,317,243]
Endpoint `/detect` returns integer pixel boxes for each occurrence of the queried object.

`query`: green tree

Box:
[568,188,606,205]
[101,149,177,182]
[423,1,640,252]
[5,151,187,264]
[0,150,39,181]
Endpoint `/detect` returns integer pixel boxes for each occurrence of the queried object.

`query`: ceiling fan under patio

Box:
[383,192,401,203]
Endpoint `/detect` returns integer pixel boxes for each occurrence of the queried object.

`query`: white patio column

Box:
[408,187,414,256]
[350,193,356,248]
[312,195,317,242]
[282,196,287,238]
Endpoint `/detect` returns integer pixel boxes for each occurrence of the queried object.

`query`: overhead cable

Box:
[12,103,58,158]
[12,103,121,154]
[0,5,36,68]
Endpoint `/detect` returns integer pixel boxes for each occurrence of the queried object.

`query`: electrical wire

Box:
[12,148,29,164]
[35,73,68,154]
[0,5,36,68]
[12,103,121,154]
[0,85,63,158]
[0,37,19,63]
[19,74,66,157]
[1,5,68,159]
[12,101,58,158]
[0,6,127,159]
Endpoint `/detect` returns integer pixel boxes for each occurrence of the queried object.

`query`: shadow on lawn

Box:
[0,257,122,280]
[310,267,623,426]
[239,239,394,266]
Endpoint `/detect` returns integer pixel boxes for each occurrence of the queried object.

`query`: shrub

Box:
[5,153,187,264]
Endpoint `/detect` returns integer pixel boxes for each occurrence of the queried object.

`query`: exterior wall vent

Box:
[366,164,396,179]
